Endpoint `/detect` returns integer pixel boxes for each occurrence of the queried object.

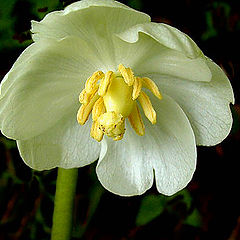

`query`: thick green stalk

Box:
[51,168,78,240]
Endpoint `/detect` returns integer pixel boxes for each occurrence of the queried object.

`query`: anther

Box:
[98,71,113,97]
[142,77,162,100]
[132,77,142,100]
[79,85,98,104]
[79,89,87,103]
[138,91,156,124]
[128,103,145,136]
[118,64,135,86]
[90,121,103,142]
[85,71,104,93]
[77,93,99,125]
[92,97,106,121]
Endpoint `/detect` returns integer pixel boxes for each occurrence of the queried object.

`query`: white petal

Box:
[117,22,202,58]
[64,0,146,15]
[32,0,149,40]
[0,37,102,140]
[17,110,100,170]
[31,0,150,70]
[96,95,196,196]
[96,129,154,196]
[145,95,197,196]
[113,32,211,82]
[149,58,234,146]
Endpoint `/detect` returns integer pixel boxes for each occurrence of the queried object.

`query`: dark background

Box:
[0,0,240,239]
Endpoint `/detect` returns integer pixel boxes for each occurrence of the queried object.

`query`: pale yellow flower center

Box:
[77,64,162,142]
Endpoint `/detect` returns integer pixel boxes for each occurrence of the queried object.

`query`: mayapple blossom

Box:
[0,0,234,196]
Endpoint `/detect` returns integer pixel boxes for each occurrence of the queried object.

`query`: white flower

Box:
[0,0,234,196]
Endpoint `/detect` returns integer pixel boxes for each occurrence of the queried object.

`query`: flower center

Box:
[77,64,162,142]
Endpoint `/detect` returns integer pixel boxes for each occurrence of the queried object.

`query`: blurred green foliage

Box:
[0,0,30,51]
[0,0,63,53]
[136,189,198,227]
[136,194,166,226]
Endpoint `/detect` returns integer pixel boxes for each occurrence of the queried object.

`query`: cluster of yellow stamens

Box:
[77,64,162,142]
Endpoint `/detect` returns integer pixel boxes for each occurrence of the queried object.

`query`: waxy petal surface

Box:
[17,110,100,170]
[31,0,150,71]
[113,33,211,82]
[117,22,202,58]
[97,95,196,196]
[0,37,102,140]
[148,58,234,145]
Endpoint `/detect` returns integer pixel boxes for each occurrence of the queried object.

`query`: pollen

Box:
[77,64,162,142]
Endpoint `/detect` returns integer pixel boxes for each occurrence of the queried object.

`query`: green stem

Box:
[51,168,78,240]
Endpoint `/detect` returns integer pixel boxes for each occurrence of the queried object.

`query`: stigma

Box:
[77,64,162,142]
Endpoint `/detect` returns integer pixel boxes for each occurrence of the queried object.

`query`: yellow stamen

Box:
[79,88,87,103]
[132,77,142,100]
[128,103,145,136]
[77,93,99,125]
[142,77,162,100]
[98,71,113,97]
[92,97,106,121]
[138,91,156,124]
[77,64,162,142]
[118,64,135,86]
[85,71,104,93]
[90,121,104,142]
[79,85,98,104]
